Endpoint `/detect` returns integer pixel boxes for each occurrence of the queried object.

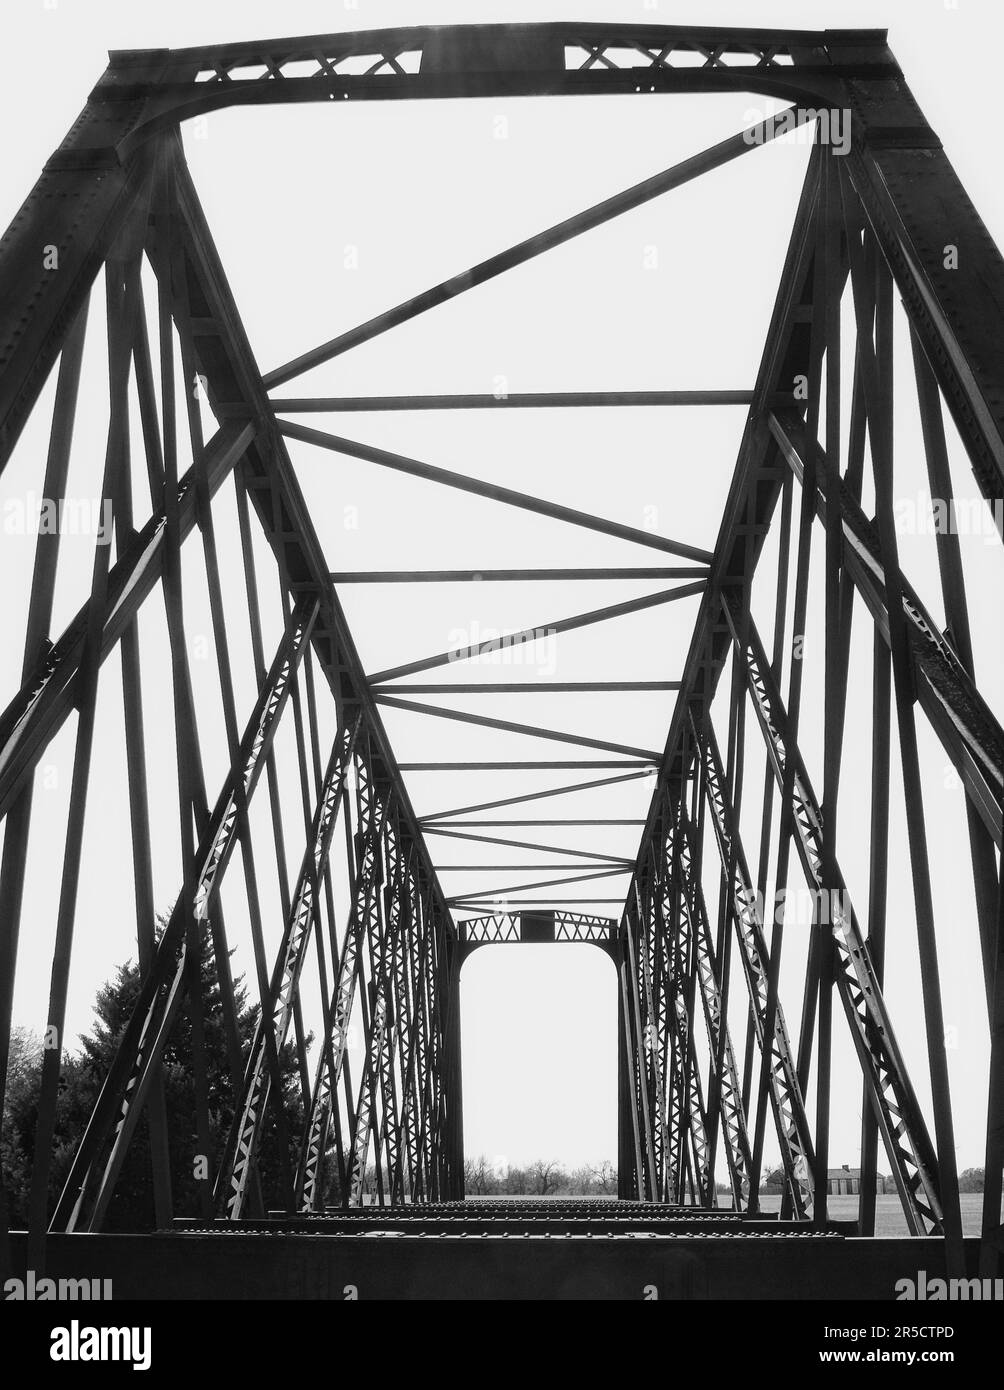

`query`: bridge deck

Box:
[8,1203,980,1299]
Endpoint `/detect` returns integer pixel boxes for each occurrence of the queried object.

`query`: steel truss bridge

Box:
[1,23,1002,1299]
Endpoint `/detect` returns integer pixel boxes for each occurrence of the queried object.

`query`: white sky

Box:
[1,0,1002,1179]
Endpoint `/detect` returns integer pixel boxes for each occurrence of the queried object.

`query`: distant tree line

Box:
[462,1154,618,1197]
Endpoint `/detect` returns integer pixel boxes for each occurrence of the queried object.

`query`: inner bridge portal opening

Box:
[457,912,618,1196]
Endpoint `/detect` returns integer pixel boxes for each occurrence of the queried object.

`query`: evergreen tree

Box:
[2,925,308,1232]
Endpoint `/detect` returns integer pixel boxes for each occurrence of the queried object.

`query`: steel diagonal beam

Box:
[25,230,149,1262]
[161,135,455,1033]
[665,790,716,1207]
[0,419,254,819]
[264,108,798,388]
[627,888,662,1201]
[50,597,318,1232]
[151,139,461,1202]
[379,817,413,1201]
[438,864,620,870]
[349,812,408,1204]
[642,853,673,1201]
[0,299,90,1228]
[423,826,631,865]
[397,875,428,1198]
[687,1047,712,1204]
[0,64,169,475]
[373,822,410,1201]
[650,828,674,1202]
[833,67,1004,520]
[402,761,651,770]
[217,711,362,1217]
[658,804,692,1203]
[618,150,825,1086]
[279,422,712,564]
[387,832,420,1200]
[449,865,628,906]
[669,814,691,1202]
[677,800,754,1208]
[632,828,666,1197]
[695,717,815,1217]
[397,878,431,1195]
[414,886,451,1199]
[618,935,650,1201]
[369,583,706,685]
[390,844,429,1200]
[297,760,388,1210]
[769,410,1004,849]
[420,770,652,823]
[408,881,453,1201]
[910,333,1001,1012]
[722,594,945,1234]
[373,694,662,761]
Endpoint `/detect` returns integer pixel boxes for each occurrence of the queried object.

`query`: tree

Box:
[463,1153,498,1196]
[501,1162,529,1195]
[958,1167,984,1193]
[568,1164,597,1195]
[2,926,307,1232]
[589,1159,618,1195]
[529,1158,567,1196]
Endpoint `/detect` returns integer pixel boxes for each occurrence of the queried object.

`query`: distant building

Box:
[759,1163,890,1196]
[827,1164,888,1195]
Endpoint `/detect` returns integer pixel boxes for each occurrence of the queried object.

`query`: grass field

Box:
[756,1191,990,1236]
[470,1192,992,1236]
